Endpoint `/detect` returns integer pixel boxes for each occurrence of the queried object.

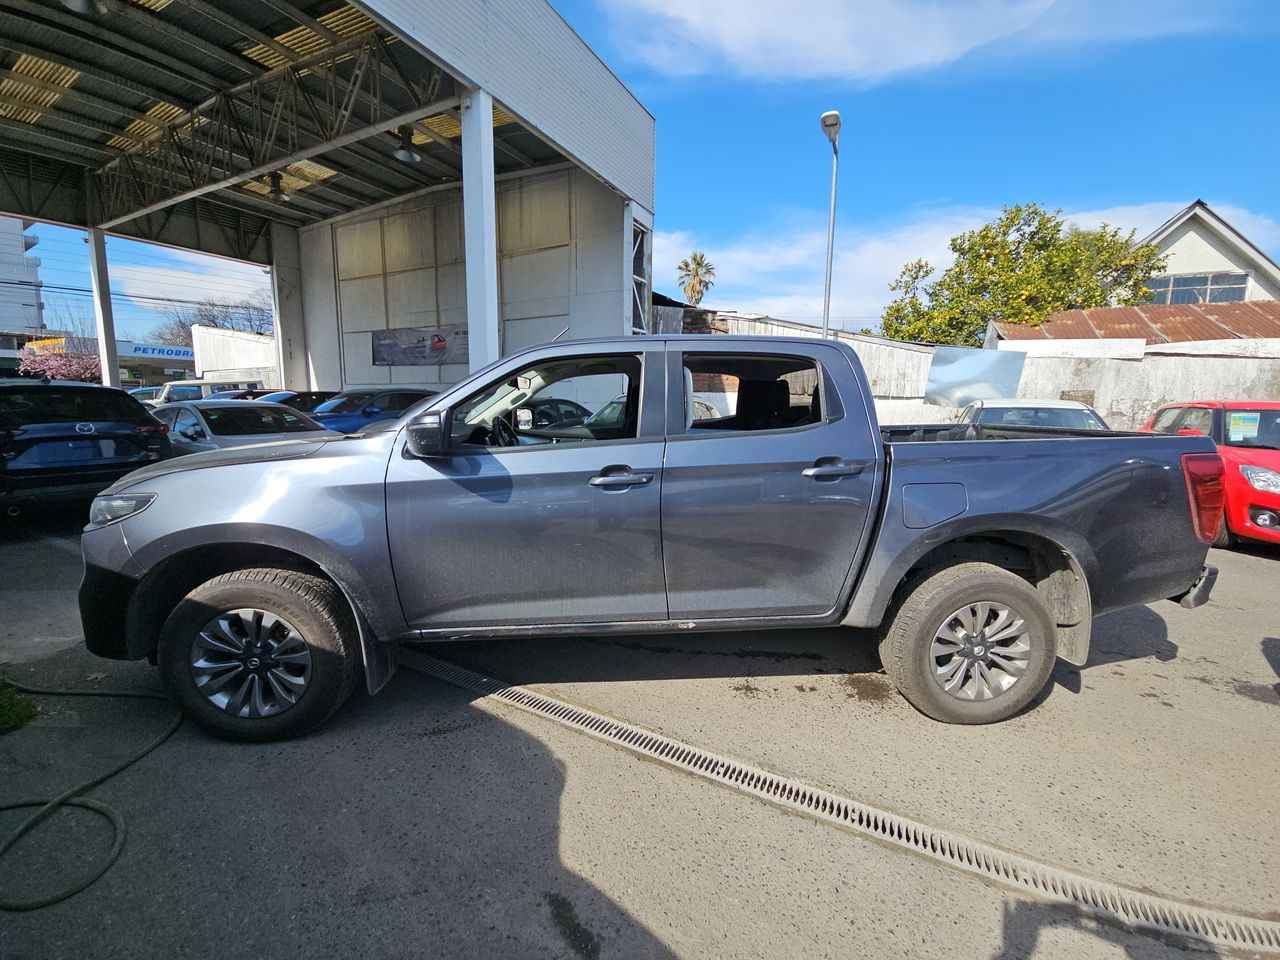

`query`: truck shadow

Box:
[440,605,1178,707]
[1,651,677,960]
[1046,606,1175,697]
[990,900,1222,959]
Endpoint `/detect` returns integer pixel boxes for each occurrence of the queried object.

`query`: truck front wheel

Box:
[878,562,1057,724]
[157,568,360,741]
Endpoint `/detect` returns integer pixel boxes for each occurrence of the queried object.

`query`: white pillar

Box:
[87,227,119,388]
[461,88,499,371]
[269,222,308,389]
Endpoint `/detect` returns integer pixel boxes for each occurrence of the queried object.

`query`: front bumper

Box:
[79,520,143,660]
[1226,487,1280,545]
[1170,564,1217,609]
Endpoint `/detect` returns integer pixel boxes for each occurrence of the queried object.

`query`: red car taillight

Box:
[1181,452,1225,544]
[135,422,169,435]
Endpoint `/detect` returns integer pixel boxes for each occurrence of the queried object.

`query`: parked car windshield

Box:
[1222,408,1280,449]
[313,393,371,414]
[200,406,323,436]
[977,407,1108,430]
[0,388,148,427]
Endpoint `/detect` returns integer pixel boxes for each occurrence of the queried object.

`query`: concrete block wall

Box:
[295,167,628,392]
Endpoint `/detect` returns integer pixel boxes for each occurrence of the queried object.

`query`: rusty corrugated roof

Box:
[993,301,1280,343]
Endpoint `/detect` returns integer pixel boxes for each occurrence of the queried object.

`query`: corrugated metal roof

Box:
[993,301,1280,343]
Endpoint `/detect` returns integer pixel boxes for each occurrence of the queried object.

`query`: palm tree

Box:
[676,252,716,307]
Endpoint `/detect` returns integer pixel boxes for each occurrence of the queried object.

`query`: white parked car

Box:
[958,399,1110,430]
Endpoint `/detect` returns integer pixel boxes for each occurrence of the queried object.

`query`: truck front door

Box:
[660,343,880,619]
[385,347,669,630]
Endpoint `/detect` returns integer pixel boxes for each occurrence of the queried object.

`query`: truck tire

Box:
[157,567,360,742]
[878,562,1056,724]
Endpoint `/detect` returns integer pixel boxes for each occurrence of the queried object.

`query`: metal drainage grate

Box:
[401,650,1280,953]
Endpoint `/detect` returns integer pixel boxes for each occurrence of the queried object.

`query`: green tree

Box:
[879,204,1167,346]
[676,252,716,307]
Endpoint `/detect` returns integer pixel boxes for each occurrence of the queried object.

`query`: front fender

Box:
[126,521,407,653]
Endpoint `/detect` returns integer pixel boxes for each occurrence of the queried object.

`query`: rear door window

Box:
[0,388,148,427]
[678,353,823,434]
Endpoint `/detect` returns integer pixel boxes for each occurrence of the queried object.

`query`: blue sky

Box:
[17,0,1280,338]
[556,0,1280,328]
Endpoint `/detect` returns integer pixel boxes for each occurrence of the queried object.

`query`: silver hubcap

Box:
[190,608,312,719]
[930,601,1031,701]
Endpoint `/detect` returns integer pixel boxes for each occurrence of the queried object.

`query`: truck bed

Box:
[881,423,1149,444]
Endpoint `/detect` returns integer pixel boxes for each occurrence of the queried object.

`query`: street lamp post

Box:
[820,110,841,339]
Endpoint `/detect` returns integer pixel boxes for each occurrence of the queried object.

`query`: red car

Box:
[1144,401,1280,546]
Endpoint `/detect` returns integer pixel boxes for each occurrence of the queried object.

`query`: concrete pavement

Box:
[1,509,1276,959]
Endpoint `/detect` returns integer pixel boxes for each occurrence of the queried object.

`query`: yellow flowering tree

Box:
[879,204,1166,346]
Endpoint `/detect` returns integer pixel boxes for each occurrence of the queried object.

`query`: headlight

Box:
[88,493,156,528]
[1240,465,1280,494]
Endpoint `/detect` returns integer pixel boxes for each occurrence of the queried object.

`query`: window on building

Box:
[631,225,651,334]
[1143,273,1248,305]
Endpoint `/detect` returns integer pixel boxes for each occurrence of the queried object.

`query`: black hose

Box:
[0,679,183,911]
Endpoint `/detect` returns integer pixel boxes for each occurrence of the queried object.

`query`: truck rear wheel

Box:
[157,568,360,741]
[878,562,1056,724]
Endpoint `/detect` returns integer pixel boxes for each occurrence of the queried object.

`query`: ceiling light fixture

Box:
[266,171,290,203]
[392,126,421,164]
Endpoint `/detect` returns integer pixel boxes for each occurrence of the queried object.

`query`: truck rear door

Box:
[659,341,882,619]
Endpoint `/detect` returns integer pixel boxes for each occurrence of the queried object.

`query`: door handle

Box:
[802,459,865,480]
[588,469,653,488]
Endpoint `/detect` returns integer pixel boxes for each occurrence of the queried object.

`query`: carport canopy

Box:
[0,0,589,384]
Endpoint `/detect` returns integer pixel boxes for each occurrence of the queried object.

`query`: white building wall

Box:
[297,167,629,392]
[0,216,44,333]
[361,0,655,214]
[191,325,280,384]
[1155,220,1280,300]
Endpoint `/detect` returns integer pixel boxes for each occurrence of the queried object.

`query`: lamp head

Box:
[820,110,841,144]
[393,126,421,164]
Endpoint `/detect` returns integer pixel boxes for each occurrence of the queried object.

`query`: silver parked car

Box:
[957,398,1110,430]
[153,400,341,454]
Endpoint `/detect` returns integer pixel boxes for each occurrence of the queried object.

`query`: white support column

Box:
[269,222,308,389]
[461,88,500,371]
[87,228,119,388]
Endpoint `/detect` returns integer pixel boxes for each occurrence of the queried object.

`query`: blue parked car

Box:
[309,388,436,433]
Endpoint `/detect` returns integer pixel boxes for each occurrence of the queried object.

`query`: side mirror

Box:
[1177,428,1205,436]
[363,406,381,417]
[406,410,449,458]
[515,407,534,431]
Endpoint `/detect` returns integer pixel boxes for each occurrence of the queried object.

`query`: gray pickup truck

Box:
[79,336,1223,740]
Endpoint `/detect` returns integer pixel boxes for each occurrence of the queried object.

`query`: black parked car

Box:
[0,379,171,513]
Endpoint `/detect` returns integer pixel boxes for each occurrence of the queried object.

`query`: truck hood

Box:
[103,435,336,493]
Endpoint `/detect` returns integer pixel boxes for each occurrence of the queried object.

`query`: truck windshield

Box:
[1222,409,1280,449]
[977,407,1107,430]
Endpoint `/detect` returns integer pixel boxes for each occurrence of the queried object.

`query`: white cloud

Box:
[600,0,1242,81]
[657,200,1280,330]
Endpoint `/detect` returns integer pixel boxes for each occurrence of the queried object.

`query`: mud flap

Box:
[1171,564,1217,610]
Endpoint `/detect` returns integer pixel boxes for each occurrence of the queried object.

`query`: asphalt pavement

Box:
[1,506,1276,959]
